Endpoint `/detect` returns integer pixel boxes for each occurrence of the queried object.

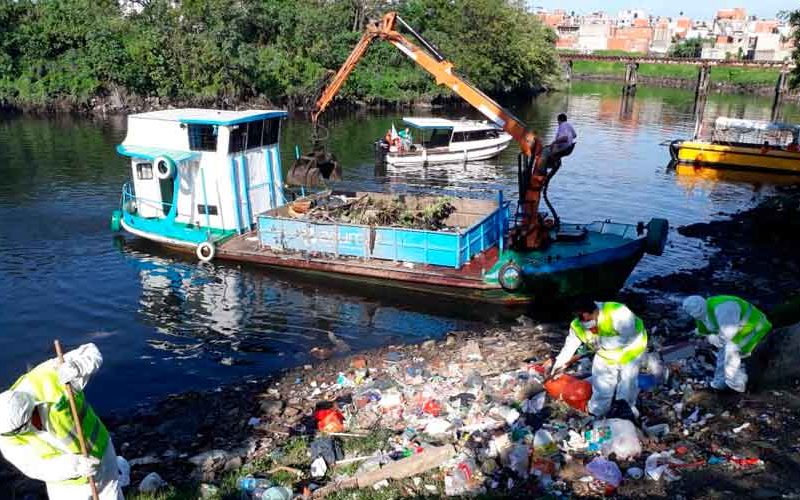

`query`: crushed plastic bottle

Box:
[238,476,272,492]
[505,444,531,478]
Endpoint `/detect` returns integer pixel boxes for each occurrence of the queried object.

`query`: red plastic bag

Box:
[543,374,592,413]
[314,407,345,433]
[422,399,443,417]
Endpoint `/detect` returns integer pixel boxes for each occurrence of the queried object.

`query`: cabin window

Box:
[136,162,153,180]
[263,119,280,145]
[188,125,218,152]
[197,204,219,216]
[451,132,467,143]
[229,125,247,153]
[246,119,264,149]
[426,129,452,147]
[229,118,282,153]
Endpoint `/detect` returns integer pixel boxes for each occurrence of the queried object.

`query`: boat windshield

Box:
[423,128,453,148]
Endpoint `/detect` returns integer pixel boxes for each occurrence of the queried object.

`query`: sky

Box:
[528,0,796,20]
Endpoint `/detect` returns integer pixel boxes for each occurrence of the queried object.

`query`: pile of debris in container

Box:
[105,318,800,499]
[288,193,457,231]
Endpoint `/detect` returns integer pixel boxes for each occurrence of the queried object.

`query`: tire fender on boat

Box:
[644,218,669,256]
[196,241,216,262]
[155,156,176,180]
[498,261,523,292]
[110,210,122,232]
[668,140,681,161]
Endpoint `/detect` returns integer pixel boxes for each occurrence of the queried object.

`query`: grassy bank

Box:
[571,60,780,86]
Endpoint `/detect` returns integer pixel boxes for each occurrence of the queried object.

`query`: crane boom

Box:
[311,12,538,157]
[310,12,549,249]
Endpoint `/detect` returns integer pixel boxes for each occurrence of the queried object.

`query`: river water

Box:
[1,82,798,411]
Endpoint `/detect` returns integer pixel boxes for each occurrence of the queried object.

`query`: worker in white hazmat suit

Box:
[0,343,123,500]
[551,299,648,417]
[682,295,772,392]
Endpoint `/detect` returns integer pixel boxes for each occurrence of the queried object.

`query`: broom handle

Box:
[54,341,100,500]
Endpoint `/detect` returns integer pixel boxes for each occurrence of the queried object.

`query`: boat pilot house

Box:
[113,109,288,260]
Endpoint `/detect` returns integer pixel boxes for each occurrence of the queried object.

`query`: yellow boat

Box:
[669,117,800,174]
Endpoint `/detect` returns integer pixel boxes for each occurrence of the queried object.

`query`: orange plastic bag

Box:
[543,374,592,413]
[314,407,345,433]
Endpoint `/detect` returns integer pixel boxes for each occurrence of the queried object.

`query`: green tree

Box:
[668,37,705,58]
[783,9,800,87]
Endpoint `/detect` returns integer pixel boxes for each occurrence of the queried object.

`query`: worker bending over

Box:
[551,300,648,417]
[0,343,123,500]
[682,295,772,392]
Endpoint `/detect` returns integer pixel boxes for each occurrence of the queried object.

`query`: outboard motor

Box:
[374,138,389,166]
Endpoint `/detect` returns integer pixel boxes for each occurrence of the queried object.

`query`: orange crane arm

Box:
[311,12,539,157]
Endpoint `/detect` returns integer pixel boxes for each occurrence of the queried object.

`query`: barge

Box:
[111,108,668,306]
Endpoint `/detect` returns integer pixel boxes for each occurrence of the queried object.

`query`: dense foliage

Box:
[0,0,558,110]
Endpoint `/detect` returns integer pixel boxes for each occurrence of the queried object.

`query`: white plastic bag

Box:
[116,456,130,488]
[592,418,642,460]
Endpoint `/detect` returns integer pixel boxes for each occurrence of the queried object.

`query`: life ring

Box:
[196,241,215,262]
[155,156,176,180]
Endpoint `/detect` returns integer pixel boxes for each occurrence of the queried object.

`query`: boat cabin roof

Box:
[714,117,800,134]
[130,108,288,126]
[402,117,502,133]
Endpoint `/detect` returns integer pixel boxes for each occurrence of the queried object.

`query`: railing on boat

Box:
[120,181,176,217]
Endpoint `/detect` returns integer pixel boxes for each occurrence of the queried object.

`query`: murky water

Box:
[1,82,798,411]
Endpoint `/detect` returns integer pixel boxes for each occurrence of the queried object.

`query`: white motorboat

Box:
[377,117,513,166]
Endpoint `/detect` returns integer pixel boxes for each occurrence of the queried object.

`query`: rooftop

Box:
[402,117,503,132]
[131,108,288,126]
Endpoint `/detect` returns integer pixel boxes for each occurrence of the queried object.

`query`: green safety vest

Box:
[0,361,109,485]
[696,295,772,356]
[570,302,648,365]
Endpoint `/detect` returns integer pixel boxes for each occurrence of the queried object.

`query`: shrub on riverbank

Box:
[571,60,780,86]
[0,0,558,112]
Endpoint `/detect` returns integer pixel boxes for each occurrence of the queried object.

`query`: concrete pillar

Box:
[771,69,790,122]
[694,64,711,100]
[564,60,573,82]
[622,62,638,96]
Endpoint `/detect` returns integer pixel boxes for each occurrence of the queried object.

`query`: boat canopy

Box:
[402,117,502,133]
[714,117,800,134]
[116,145,200,163]
[131,108,288,126]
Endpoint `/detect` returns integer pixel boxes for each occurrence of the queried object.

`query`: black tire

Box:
[668,140,681,162]
[498,261,524,292]
[645,218,669,256]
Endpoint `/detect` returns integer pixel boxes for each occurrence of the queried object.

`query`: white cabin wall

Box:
[130,160,165,218]
[124,117,190,150]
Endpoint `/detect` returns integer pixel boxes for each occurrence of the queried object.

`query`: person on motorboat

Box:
[682,295,772,393]
[550,299,648,417]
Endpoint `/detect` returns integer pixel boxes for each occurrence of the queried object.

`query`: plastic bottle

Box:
[253,486,293,500]
[444,459,475,496]
[239,476,272,493]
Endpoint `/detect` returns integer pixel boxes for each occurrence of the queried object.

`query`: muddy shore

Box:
[3,189,799,499]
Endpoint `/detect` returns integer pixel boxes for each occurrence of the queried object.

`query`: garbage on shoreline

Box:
[90,317,800,499]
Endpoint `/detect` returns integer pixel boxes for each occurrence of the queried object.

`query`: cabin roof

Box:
[130,108,288,126]
[401,117,502,132]
[117,145,200,162]
[714,117,800,133]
